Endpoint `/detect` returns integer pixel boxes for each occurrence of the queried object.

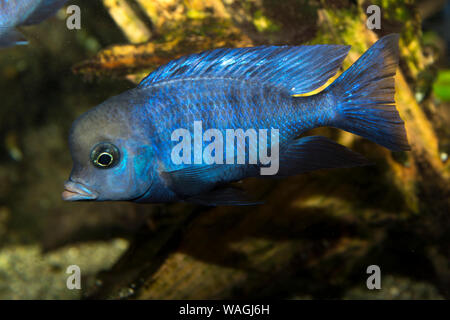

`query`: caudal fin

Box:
[326,34,410,151]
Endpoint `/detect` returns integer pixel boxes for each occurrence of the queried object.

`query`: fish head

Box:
[63,95,154,202]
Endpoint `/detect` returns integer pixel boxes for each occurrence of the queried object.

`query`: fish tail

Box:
[325,34,410,151]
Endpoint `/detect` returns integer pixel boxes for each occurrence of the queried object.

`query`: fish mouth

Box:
[62,180,98,201]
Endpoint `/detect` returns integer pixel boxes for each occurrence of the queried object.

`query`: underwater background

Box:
[0,0,449,299]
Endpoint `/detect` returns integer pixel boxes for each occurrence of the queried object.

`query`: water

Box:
[0,0,448,300]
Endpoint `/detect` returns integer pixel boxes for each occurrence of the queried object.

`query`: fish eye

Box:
[91,143,120,169]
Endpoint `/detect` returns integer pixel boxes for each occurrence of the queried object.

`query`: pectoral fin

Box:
[161,164,230,197]
[277,136,371,176]
[187,186,263,206]
[161,164,259,205]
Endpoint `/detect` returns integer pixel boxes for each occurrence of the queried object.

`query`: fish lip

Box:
[62,180,98,201]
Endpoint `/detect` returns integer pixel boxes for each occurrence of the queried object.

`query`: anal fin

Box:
[277,136,371,176]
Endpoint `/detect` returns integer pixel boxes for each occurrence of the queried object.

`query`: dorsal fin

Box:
[138,44,350,95]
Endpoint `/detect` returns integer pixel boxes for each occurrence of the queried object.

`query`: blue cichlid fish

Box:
[63,34,410,206]
[0,0,68,47]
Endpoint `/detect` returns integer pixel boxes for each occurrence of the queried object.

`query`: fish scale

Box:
[145,79,296,139]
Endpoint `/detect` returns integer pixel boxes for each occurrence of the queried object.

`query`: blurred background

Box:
[0,0,448,299]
